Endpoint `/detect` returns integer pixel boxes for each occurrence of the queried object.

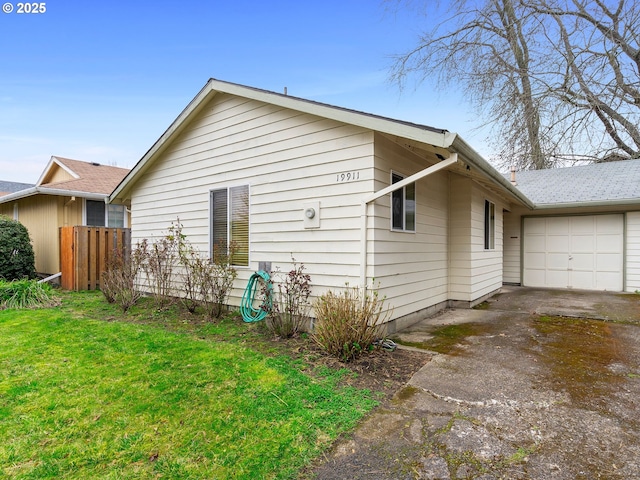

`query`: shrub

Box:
[312,284,390,362]
[101,244,146,312]
[178,232,238,319]
[138,221,183,308]
[0,215,36,281]
[200,241,238,319]
[0,278,59,309]
[266,260,311,338]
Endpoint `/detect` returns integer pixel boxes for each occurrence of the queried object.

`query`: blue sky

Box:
[0,0,486,183]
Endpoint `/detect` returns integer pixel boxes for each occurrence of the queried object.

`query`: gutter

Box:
[0,186,108,204]
[531,197,640,210]
[449,135,535,209]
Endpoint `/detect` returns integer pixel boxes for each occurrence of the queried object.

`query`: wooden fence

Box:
[60,226,131,291]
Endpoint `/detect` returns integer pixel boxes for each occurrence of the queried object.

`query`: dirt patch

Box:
[269,336,431,400]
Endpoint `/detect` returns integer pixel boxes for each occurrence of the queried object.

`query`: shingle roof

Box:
[41,156,130,195]
[0,180,35,196]
[510,159,640,205]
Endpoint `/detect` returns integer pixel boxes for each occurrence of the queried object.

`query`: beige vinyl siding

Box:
[369,133,449,320]
[626,211,640,292]
[449,177,504,302]
[503,211,521,284]
[0,195,84,274]
[130,93,376,307]
[449,176,472,300]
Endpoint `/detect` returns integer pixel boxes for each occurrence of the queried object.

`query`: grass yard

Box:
[0,291,379,479]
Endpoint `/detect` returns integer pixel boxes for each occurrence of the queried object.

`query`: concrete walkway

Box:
[310,287,640,479]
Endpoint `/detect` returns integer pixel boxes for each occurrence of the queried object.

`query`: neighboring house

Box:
[503,160,640,292]
[109,78,535,332]
[0,180,35,197]
[0,156,130,275]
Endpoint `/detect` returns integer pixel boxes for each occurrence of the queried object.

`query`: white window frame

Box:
[390,171,416,233]
[107,204,127,228]
[484,199,496,250]
[210,184,250,267]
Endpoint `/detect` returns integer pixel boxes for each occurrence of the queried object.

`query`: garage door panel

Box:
[523,215,623,291]
[547,217,569,234]
[546,270,570,288]
[597,215,622,232]
[525,235,546,252]
[525,217,548,234]
[548,235,570,251]
[597,253,623,271]
[571,271,595,290]
[596,272,623,290]
[570,216,594,233]
[571,235,595,252]
[571,253,594,270]
[547,253,569,268]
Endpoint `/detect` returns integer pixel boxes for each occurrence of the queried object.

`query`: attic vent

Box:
[91,162,101,166]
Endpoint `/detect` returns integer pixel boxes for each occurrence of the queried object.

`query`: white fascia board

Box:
[209,79,455,149]
[35,156,79,186]
[0,187,38,204]
[0,186,106,203]
[532,198,640,210]
[110,78,454,203]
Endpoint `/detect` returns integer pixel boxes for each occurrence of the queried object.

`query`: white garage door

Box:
[523,215,623,291]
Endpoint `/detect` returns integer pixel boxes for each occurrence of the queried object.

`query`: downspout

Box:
[359,153,459,293]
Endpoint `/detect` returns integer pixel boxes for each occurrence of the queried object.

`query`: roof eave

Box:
[109,78,456,203]
[0,186,108,204]
[532,198,640,210]
[449,135,536,209]
[0,187,39,204]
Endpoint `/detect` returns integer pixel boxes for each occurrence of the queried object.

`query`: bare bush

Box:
[266,260,311,338]
[139,221,182,308]
[101,244,145,312]
[313,284,391,362]
[179,240,238,319]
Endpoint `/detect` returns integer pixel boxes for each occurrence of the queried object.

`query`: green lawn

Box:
[0,291,378,479]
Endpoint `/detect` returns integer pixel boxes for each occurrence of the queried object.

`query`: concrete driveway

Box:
[310,287,640,480]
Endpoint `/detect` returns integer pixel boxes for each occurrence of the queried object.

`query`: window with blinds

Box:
[210,185,249,266]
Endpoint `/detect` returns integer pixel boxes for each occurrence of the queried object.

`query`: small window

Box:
[211,185,249,266]
[484,200,495,250]
[391,172,416,232]
[107,204,126,228]
[86,200,106,226]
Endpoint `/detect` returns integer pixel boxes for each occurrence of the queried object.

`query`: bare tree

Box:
[532,0,640,161]
[390,0,640,169]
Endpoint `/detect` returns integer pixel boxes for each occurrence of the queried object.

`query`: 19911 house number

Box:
[336,171,360,182]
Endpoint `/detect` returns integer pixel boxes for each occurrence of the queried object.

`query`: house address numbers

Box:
[336,171,361,182]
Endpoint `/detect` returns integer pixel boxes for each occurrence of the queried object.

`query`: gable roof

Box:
[511,159,640,208]
[0,180,35,197]
[110,78,533,208]
[0,156,130,204]
[38,156,130,195]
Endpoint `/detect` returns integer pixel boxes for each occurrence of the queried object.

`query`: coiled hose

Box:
[240,270,273,322]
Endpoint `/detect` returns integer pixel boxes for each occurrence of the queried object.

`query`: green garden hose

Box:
[240,270,272,322]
